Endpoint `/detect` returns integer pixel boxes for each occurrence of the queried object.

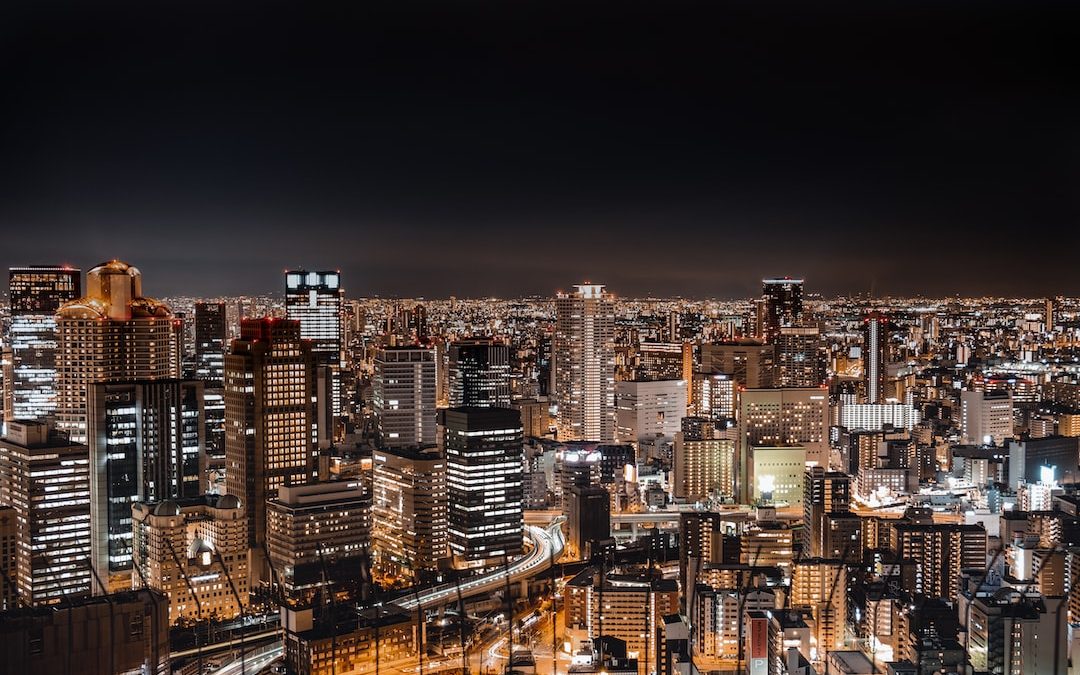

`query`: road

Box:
[397,520,566,612]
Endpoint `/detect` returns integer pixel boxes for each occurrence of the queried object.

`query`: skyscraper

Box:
[698,341,775,389]
[444,406,524,565]
[448,338,512,408]
[225,318,318,555]
[373,346,437,448]
[194,302,227,464]
[672,417,736,502]
[862,311,889,403]
[0,420,90,605]
[87,379,205,592]
[803,467,850,558]
[371,445,448,580]
[4,266,81,424]
[761,278,804,343]
[55,261,181,444]
[738,388,828,499]
[775,326,825,388]
[554,283,616,442]
[615,378,687,444]
[285,270,343,363]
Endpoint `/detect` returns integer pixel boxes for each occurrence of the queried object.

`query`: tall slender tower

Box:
[862,311,889,403]
[195,302,227,464]
[225,318,318,554]
[4,266,81,423]
[554,283,616,442]
[761,278,804,343]
[55,261,180,444]
[373,346,437,448]
[285,270,344,425]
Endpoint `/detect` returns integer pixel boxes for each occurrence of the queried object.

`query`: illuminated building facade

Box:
[0,506,15,610]
[960,389,1014,446]
[554,283,616,442]
[194,302,227,463]
[889,522,987,598]
[790,559,847,656]
[739,388,828,500]
[699,342,775,389]
[747,445,806,506]
[266,481,370,597]
[673,417,736,502]
[775,326,824,388]
[837,401,920,431]
[444,406,524,564]
[448,338,511,408]
[0,420,90,605]
[55,261,181,444]
[761,278,803,343]
[3,265,81,424]
[862,311,888,403]
[131,494,248,624]
[285,270,344,419]
[225,318,319,552]
[371,445,448,579]
[87,379,205,592]
[691,371,736,420]
[615,378,687,444]
[803,467,850,558]
[373,346,437,448]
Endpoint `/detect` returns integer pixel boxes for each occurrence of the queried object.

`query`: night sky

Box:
[2,1,1077,298]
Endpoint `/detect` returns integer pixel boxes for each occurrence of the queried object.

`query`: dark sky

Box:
[2,1,1078,298]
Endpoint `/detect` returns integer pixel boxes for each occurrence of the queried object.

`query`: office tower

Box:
[87,379,204,592]
[512,397,548,437]
[448,338,512,408]
[568,485,610,560]
[862,311,889,403]
[194,302,227,464]
[225,318,318,553]
[1046,298,1056,333]
[889,522,986,598]
[1008,436,1080,488]
[266,481,371,598]
[55,261,181,444]
[739,388,828,499]
[837,401,921,431]
[0,588,169,675]
[803,467,850,558]
[966,592,1066,675]
[635,342,688,382]
[615,379,687,444]
[761,278,804,343]
[774,326,824,388]
[131,495,247,625]
[790,559,846,654]
[0,506,16,610]
[960,389,1014,446]
[554,283,616,442]
[673,417,736,502]
[3,266,81,423]
[371,446,448,580]
[693,585,776,662]
[699,342,775,388]
[444,407,524,564]
[691,372,736,420]
[0,421,90,605]
[373,346,437,448]
[747,445,806,505]
[285,270,343,364]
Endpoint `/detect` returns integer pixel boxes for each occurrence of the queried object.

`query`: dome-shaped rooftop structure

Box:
[55,259,172,322]
[153,500,181,517]
[217,494,241,510]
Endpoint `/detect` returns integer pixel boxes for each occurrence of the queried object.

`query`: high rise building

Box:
[862,311,889,403]
[889,522,986,598]
[803,467,850,558]
[554,283,616,442]
[739,388,828,498]
[672,417,736,502]
[0,505,15,611]
[615,378,687,444]
[194,302,227,464]
[373,346,437,448]
[761,278,804,343]
[775,326,824,388]
[371,445,448,580]
[225,318,318,554]
[699,342,775,389]
[87,379,205,592]
[567,485,610,560]
[284,270,343,364]
[690,372,736,420]
[448,339,512,408]
[266,481,371,598]
[960,389,1014,446]
[131,495,247,624]
[0,420,90,605]
[790,559,846,654]
[747,445,807,505]
[444,407,524,565]
[55,261,181,444]
[3,266,81,423]
[966,591,1066,675]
